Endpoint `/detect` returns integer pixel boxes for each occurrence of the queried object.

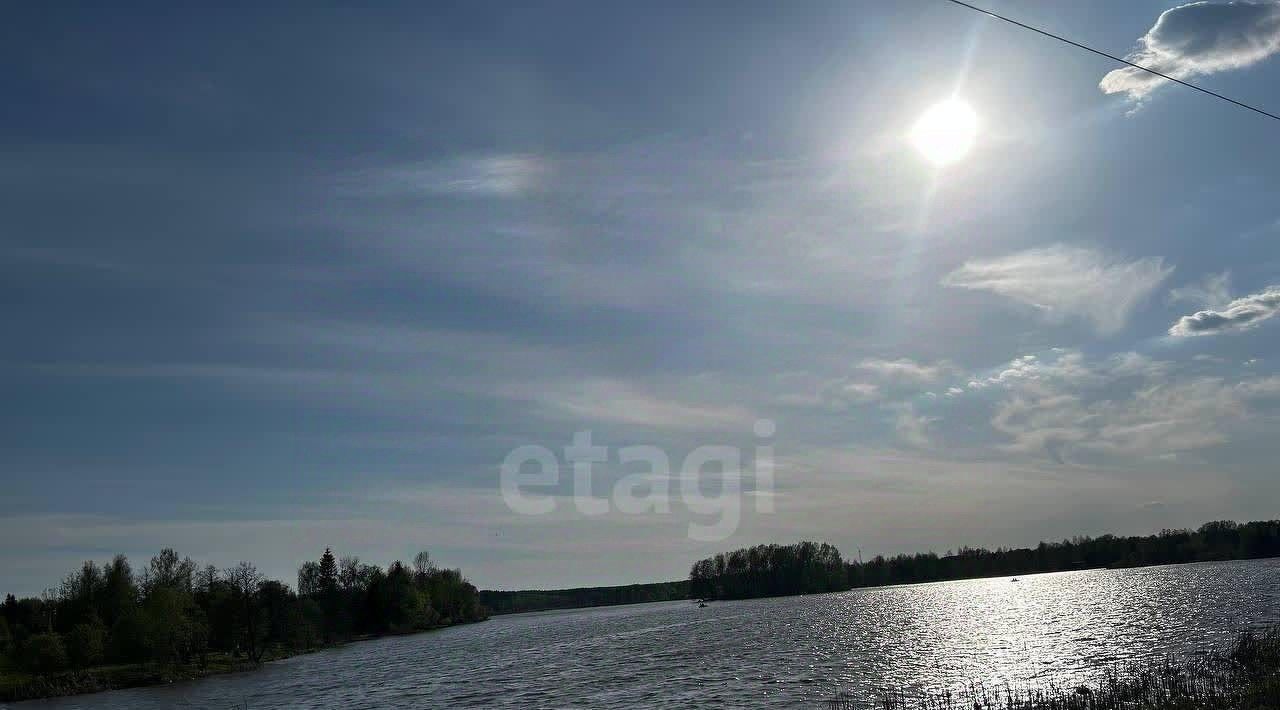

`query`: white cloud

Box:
[968,349,1280,461]
[1169,285,1280,335]
[1100,1,1280,102]
[968,350,1169,392]
[941,245,1173,334]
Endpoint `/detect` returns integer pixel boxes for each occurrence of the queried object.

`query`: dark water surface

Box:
[13,559,1280,709]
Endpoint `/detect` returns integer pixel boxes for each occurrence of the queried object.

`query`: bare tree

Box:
[413,551,435,580]
[339,556,361,592]
[224,562,265,662]
[195,565,218,595]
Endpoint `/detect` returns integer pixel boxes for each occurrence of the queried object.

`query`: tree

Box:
[2,593,16,630]
[413,551,435,580]
[290,597,324,650]
[58,561,102,631]
[339,556,362,592]
[108,607,152,663]
[66,619,107,668]
[195,565,219,595]
[21,633,67,674]
[317,548,339,595]
[257,580,295,648]
[100,555,138,628]
[3,541,488,678]
[144,548,196,596]
[371,561,428,632]
[225,562,266,662]
[144,585,200,666]
[689,541,849,600]
[297,561,321,597]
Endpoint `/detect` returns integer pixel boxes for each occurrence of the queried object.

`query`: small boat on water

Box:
[699,602,708,608]
[1011,578,1020,582]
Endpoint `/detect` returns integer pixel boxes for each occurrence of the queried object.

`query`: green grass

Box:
[827,626,1280,710]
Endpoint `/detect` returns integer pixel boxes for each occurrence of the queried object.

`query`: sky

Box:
[4,0,1280,597]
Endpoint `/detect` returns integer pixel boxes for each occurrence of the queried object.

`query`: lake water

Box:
[12,559,1280,709]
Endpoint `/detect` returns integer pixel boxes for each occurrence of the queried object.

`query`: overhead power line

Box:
[941,0,1280,123]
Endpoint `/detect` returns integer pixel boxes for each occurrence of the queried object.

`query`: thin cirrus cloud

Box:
[339,154,548,198]
[1169,270,1233,309]
[941,245,1173,335]
[856,358,951,385]
[1100,1,1280,102]
[1169,285,1280,336]
[950,349,1280,463]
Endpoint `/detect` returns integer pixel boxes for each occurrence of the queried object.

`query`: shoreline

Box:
[483,556,1277,616]
[0,619,487,705]
[829,624,1280,710]
[6,560,1276,706]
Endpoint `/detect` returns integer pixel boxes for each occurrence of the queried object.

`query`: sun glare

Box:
[911,99,979,166]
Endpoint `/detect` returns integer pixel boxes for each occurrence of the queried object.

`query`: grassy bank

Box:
[0,652,265,703]
[826,626,1280,710]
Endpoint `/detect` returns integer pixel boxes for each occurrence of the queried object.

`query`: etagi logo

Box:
[499,420,776,542]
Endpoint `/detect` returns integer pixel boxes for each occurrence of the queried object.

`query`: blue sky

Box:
[4,1,1280,596]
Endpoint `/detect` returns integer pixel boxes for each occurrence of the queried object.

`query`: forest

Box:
[688,541,848,600]
[692,520,1280,601]
[846,519,1280,588]
[4,518,1279,700]
[480,580,689,614]
[0,547,486,700]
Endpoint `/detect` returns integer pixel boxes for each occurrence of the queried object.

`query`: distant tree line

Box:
[0,547,486,682]
[480,580,689,615]
[5,518,1279,685]
[692,520,1280,601]
[689,541,847,600]
[847,520,1280,588]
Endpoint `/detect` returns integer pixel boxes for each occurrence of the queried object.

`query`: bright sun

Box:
[910,99,979,166]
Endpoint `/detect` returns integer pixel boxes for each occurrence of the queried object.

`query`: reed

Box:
[827,626,1280,710]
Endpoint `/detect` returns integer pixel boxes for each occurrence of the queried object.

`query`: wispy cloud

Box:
[991,377,1245,461]
[857,358,952,385]
[826,381,882,406]
[512,377,758,433]
[1169,285,1280,336]
[802,358,955,412]
[891,404,935,449]
[941,245,1173,335]
[1169,270,1233,309]
[340,154,547,197]
[1100,1,1280,102]
[957,349,1280,462]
